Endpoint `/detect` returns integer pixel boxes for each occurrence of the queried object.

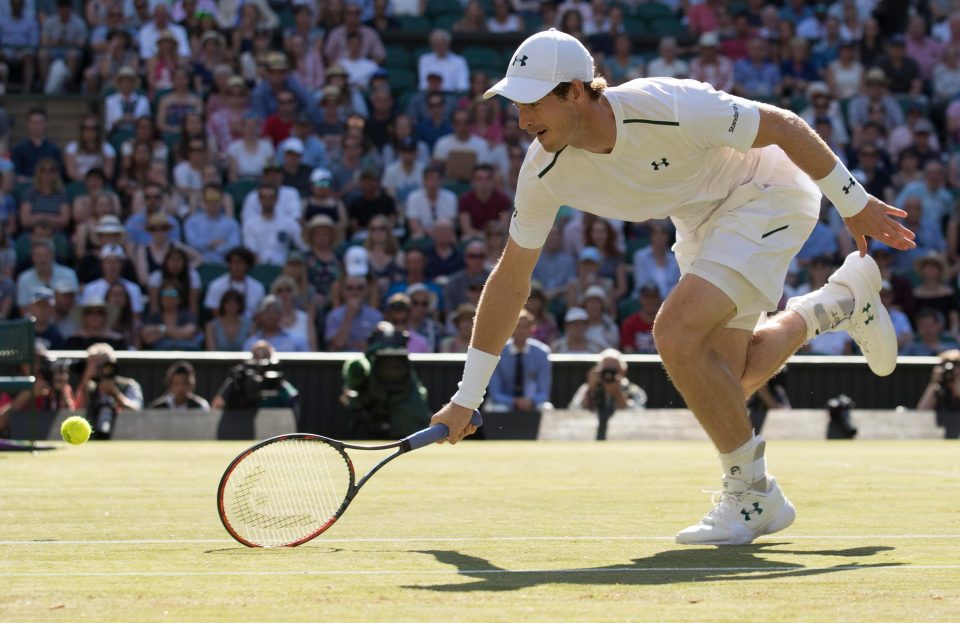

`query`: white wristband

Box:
[450,347,500,410]
[814,161,868,218]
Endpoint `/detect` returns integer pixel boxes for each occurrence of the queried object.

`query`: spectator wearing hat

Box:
[326,266,383,352]
[404,165,457,239]
[215,0,278,31]
[82,243,144,318]
[251,51,318,123]
[147,361,210,410]
[417,29,468,92]
[552,306,604,354]
[305,168,347,227]
[384,293,432,353]
[486,309,551,414]
[302,214,342,308]
[902,308,958,357]
[383,136,426,205]
[444,239,491,316]
[0,0,38,93]
[326,63,370,118]
[138,3,190,59]
[288,113,328,170]
[688,32,734,93]
[203,246,265,320]
[565,246,613,309]
[242,295,309,352]
[77,214,139,285]
[37,0,87,92]
[316,84,347,137]
[16,238,78,312]
[103,67,151,136]
[64,292,128,350]
[184,185,241,264]
[323,1,386,65]
[278,137,312,197]
[243,184,306,267]
[132,212,192,287]
[240,162,303,223]
[52,279,79,338]
[29,287,65,349]
[912,251,959,333]
[847,67,906,138]
[621,284,662,354]
[346,168,396,237]
[440,303,476,353]
[208,76,253,158]
[582,284,618,349]
[124,182,184,245]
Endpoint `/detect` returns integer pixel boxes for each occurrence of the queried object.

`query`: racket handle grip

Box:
[404,410,483,451]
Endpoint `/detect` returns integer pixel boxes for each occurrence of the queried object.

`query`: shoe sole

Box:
[830,253,897,377]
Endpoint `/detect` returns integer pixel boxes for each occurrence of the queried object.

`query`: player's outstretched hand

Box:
[430,402,478,444]
[843,196,916,257]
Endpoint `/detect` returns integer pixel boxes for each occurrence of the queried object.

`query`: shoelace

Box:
[699,489,745,526]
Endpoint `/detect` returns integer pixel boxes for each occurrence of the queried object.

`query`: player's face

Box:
[515,93,577,153]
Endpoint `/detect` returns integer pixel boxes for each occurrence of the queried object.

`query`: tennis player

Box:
[432,29,915,545]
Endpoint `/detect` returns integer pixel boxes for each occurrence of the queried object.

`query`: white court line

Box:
[1,565,959,578]
[3,534,960,546]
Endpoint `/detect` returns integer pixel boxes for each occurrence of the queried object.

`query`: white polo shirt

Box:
[510,78,820,250]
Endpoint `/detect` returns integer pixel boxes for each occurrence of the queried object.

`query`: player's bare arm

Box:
[431,238,543,443]
[752,104,916,255]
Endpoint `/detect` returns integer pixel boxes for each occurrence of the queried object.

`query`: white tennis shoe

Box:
[827,251,898,376]
[676,476,795,546]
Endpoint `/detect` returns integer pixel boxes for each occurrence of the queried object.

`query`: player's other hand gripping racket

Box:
[217,411,483,547]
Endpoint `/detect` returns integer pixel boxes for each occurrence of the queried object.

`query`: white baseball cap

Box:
[483,29,594,104]
[344,245,369,277]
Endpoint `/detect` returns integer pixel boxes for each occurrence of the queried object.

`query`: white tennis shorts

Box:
[673,182,821,331]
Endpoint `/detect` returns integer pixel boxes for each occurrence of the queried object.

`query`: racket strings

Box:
[223,438,352,547]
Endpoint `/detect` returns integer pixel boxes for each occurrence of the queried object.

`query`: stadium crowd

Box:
[0,0,959,360]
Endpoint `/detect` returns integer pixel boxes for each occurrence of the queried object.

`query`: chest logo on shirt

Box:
[651,157,670,171]
[512,54,528,67]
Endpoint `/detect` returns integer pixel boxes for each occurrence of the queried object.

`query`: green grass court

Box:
[2,440,958,622]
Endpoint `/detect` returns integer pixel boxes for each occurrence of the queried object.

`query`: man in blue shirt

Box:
[487,310,552,412]
[0,0,39,93]
[124,183,183,245]
[11,108,62,181]
[733,38,781,98]
[243,296,309,352]
[250,52,319,124]
[184,184,241,264]
[532,225,576,300]
[895,160,954,229]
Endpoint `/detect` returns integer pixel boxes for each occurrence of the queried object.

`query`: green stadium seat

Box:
[634,2,674,20]
[425,0,461,17]
[625,237,648,262]
[13,182,33,204]
[432,13,460,30]
[388,67,418,94]
[66,181,87,202]
[443,181,470,196]
[397,15,432,32]
[623,17,650,36]
[384,45,414,70]
[250,264,282,291]
[462,47,503,73]
[197,262,228,288]
[650,17,687,37]
[225,180,259,214]
[617,297,639,322]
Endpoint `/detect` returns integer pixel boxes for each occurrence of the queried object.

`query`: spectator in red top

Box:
[263,90,297,146]
[687,0,721,36]
[621,284,662,354]
[458,164,511,239]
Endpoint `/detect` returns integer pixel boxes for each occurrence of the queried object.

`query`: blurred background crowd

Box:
[0,0,958,359]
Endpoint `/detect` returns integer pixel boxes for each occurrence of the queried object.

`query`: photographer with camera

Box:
[568,348,647,440]
[341,321,431,438]
[74,343,143,439]
[917,350,960,439]
[211,340,300,417]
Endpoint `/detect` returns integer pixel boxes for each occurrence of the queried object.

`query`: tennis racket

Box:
[217,410,482,548]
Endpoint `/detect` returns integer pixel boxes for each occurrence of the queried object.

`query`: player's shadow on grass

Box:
[405,544,901,592]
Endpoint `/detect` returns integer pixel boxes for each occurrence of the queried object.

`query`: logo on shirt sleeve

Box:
[728,102,740,133]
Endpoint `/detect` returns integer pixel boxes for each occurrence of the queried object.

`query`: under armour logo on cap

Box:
[512,54,528,67]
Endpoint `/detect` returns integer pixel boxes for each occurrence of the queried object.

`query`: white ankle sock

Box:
[720,435,767,492]
[786,283,855,341]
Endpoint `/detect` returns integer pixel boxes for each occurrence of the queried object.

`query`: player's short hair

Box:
[551,74,607,101]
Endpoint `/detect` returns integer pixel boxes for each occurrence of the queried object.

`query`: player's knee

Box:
[653,316,703,368]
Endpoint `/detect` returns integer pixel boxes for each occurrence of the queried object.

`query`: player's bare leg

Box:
[655,275,797,545]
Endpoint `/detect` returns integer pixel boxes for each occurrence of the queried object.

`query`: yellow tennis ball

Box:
[61,416,92,445]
